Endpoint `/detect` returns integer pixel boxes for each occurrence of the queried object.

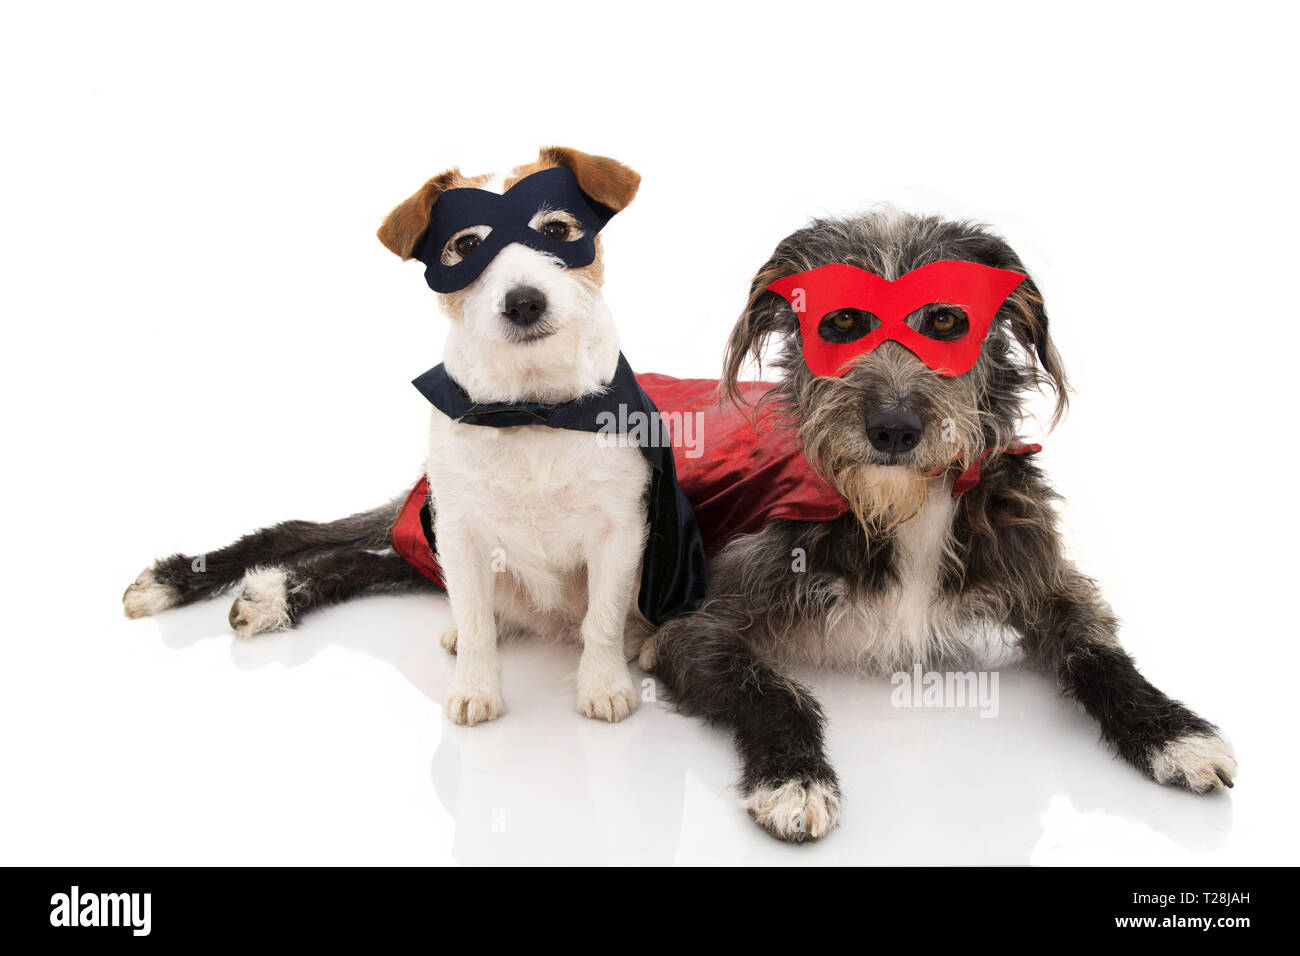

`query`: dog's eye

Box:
[540,220,571,241]
[818,309,879,343]
[922,308,969,340]
[454,234,482,257]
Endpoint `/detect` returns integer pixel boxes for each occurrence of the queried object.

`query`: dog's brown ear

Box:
[377,170,461,259]
[1005,277,1070,426]
[538,146,641,213]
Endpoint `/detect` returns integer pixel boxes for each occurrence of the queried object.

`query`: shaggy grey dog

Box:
[638,209,1236,841]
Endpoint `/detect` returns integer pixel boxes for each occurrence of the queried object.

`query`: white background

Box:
[2,0,1297,865]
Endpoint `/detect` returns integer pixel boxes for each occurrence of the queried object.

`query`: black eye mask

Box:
[410,166,617,293]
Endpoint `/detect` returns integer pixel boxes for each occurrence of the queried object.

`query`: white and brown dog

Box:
[124,147,657,725]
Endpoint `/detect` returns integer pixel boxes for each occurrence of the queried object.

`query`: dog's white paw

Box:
[446,681,505,726]
[122,568,179,619]
[1150,733,1237,793]
[743,778,841,843]
[577,674,638,722]
[228,566,294,638]
[439,625,458,655]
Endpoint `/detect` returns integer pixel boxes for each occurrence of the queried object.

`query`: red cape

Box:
[391,375,850,586]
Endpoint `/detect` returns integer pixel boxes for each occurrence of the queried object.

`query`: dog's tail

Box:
[122,490,437,634]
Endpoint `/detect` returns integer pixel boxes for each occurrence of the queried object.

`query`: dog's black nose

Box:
[865,409,924,454]
[502,286,548,327]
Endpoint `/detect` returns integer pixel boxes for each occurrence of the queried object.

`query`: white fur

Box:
[1150,733,1237,792]
[229,566,293,638]
[428,234,649,725]
[816,475,964,671]
[742,779,841,841]
[122,568,178,618]
[443,244,617,403]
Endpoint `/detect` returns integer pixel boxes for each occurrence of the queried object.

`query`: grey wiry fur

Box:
[643,209,1234,842]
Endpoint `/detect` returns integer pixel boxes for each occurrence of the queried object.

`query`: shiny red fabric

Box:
[392,476,444,585]
[634,374,850,556]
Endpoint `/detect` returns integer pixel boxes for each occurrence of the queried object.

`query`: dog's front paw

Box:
[439,625,458,655]
[577,679,639,722]
[742,777,841,843]
[228,566,294,638]
[446,682,505,726]
[1149,732,1237,792]
[122,568,179,619]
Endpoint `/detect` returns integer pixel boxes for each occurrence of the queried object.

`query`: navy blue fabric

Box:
[411,354,708,626]
[411,167,616,293]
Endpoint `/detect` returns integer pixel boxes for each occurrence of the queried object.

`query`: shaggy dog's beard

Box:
[794,361,993,538]
[854,463,933,527]
[796,382,948,537]
[823,457,933,536]
[799,404,932,534]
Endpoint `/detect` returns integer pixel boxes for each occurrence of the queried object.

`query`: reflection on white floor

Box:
[130,588,1241,866]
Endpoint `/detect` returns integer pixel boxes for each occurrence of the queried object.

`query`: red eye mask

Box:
[765,261,1027,378]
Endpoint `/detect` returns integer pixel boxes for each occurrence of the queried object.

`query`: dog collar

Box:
[410,166,617,294]
[766,261,1027,378]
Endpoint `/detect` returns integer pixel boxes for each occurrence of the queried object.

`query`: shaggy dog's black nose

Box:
[865,409,924,454]
[502,286,548,327]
